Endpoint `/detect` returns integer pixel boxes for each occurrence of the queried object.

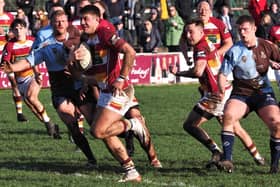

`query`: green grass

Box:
[0,84,279,186]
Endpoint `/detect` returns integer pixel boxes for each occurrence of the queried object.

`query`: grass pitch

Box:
[0,84,279,187]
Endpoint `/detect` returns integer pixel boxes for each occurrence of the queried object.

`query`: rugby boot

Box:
[254,157,265,166]
[45,122,61,139]
[150,158,162,168]
[217,160,234,173]
[206,150,222,169]
[130,117,151,149]
[17,113,28,122]
[118,168,142,183]
[270,165,279,174]
[85,159,98,169]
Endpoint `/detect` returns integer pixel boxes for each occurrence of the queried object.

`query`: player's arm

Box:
[217,37,233,57]
[218,72,227,97]
[119,42,136,78]
[173,58,206,78]
[1,59,31,73]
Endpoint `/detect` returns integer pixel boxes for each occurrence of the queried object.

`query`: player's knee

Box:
[91,127,104,139]
[270,121,280,136]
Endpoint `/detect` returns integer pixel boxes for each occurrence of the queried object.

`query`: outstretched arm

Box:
[1,59,31,73]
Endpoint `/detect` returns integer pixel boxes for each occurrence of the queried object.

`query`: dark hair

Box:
[80,5,101,17]
[184,15,204,28]
[10,18,27,29]
[236,15,255,25]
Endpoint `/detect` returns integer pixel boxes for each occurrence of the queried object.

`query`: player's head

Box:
[197,0,212,23]
[50,10,69,35]
[79,5,101,35]
[236,15,257,45]
[183,17,205,46]
[10,18,27,39]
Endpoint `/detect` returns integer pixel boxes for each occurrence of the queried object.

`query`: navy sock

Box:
[270,136,280,168]
[221,131,235,161]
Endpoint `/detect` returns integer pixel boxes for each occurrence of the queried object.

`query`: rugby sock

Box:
[13,96,23,114]
[70,122,96,162]
[247,143,262,160]
[270,136,280,168]
[38,108,50,123]
[221,131,235,161]
[77,114,84,134]
[121,158,135,171]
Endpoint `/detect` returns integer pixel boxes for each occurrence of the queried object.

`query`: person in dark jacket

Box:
[139,19,162,52]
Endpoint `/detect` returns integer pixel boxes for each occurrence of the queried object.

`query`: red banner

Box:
[129,53,180,85]
[0,53,180,89]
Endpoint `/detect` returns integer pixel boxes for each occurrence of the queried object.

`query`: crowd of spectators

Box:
[6,0,280,53]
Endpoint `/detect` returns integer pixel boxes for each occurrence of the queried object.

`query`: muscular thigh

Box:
[223,98,248,121]
[258,104,280,126]
[93,106,123,133]
[25,79,41,98]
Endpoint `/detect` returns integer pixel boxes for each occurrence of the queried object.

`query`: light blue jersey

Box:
[26,36,68,72]
[31,25,53,50]
[220,40,274,94]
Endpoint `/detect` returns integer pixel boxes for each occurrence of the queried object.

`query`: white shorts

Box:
[197,85,232,116]
[17,76,34,99]
[97,85,136,115]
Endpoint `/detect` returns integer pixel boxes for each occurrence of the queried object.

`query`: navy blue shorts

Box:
[230,92,278,113]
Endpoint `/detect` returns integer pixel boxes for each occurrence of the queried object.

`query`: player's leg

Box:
[233,121,264,165]
[125,107,162,168]
[218,98,248,173]
[258,104,280,173]
[8,73,27,122]
[91,106,141,182]
[25,78,61,139]
[183,106,222,167]
[53,96,97,166]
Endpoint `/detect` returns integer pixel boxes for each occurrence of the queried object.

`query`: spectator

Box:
[216,4,238,42]
[45,0,64,13]
[175,0,197,21]
[139,19,162,52]
[256,12,274,40]
[64,0,78,21]
[149,7,165,45]
[269,2,280,25]
[133,0,146,46]
[33,8,49,36]
[112,17,133,46]
[16,0,35,32]
[213,0,230,16]
[105,0,125,22]
[165,5,184,52]
[248,0,268,26]
[16,8,30,35]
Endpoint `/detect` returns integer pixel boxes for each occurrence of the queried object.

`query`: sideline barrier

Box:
[0,52,276,89]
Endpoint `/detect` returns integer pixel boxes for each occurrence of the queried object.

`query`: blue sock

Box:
[221,131,235,161]
[270,136,280,168]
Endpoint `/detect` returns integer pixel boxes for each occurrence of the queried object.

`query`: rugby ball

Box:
[75,42,92,71]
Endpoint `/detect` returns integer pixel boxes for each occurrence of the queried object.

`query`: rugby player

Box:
[218,15,280,173]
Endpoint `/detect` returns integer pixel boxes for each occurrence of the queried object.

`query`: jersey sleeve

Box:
[1,42,13,63]
[220,49,235,76]
[99,24,126,51]
[26,49,44,67]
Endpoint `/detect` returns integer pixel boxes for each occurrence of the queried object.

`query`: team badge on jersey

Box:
[242,56,247,63]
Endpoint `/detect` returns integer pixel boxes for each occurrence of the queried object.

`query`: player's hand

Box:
[112,79,124,97]
[270,61,280,70]
[35,72,43,86]
[0,61,13,73]
[73,44,87,62]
